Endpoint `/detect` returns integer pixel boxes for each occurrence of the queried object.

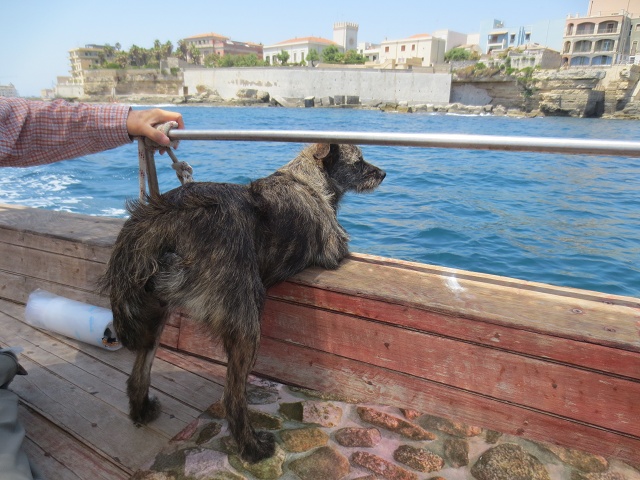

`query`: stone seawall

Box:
[182,67,452,106]
[77,65,640,119]
[82,68,183,97]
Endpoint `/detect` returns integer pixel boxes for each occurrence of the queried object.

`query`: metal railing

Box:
[167,130,640,158]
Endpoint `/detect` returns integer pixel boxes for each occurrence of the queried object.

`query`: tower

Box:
[333,22,359,52]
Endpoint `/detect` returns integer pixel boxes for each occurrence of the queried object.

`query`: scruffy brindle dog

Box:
[99,143,385,462]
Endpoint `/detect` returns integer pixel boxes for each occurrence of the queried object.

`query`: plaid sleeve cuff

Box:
[89,104,132,151]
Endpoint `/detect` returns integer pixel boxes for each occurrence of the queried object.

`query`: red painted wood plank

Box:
[278,256,640,352]
[260,300,640,437]
[254,337,640,465]
[267,282,640,380]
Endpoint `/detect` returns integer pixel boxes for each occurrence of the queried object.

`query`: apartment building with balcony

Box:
[562,0,640,66]
[69,45,115,82]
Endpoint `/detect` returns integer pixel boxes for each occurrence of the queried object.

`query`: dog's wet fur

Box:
[99,143,385,462]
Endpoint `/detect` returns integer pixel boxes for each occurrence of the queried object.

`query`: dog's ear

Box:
[313,143,331,160]
[313,143,337,169]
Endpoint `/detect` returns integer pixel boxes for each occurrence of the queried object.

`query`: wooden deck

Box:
[0,297,228,479]
[1,202,639,474]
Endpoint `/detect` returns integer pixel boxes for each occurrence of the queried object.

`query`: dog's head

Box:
[313,143,386,194]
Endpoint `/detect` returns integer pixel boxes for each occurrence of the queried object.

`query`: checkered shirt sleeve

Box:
[0,98,132,167]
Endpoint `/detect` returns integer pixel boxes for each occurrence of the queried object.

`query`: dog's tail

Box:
[98,197,175,350]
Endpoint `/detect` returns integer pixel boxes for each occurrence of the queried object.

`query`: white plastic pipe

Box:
[24,290,121,351]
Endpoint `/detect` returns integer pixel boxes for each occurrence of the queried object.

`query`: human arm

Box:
[0,98,183,167]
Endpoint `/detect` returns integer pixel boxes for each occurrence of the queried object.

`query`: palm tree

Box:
[176,39,189,61]
[188,44,201,65]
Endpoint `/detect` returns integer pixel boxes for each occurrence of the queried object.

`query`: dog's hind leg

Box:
[222,305,276,463]
[127,342,162,424]
[126,312,168,425]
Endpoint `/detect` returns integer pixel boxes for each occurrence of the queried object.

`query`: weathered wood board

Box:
[1,203,639,465]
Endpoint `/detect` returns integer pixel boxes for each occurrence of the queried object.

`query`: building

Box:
[377,33,446,68]
[486,20,532,54]
[333,22,359,52]
[69,45,115,82]
[480,18,565,54]
[0,83,19,97]
[507,44,562,69]
[263,37,340,65]
[264,23,358,65]
[432,29,479,53]
[562,0,640,66]
[182,32,263,63]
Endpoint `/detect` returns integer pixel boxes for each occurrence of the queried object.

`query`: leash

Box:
[137,121,194,200]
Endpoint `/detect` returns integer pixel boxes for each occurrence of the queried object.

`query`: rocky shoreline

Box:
[79,91,640,120]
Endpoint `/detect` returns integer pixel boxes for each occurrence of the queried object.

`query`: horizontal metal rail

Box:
[168,129,640,157]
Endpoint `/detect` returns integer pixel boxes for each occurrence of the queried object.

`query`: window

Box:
[401,45,406,52]
[633,41,638,55]
[591,55,612,65]
[574,40,592,52]
[566,23,574,35]
[510,34,516,44]
[597,22,617,34]
[525,33,531,41]
[385,46,390,53]
[570,55,590,66]
[576,22,595,35]
[412,44,416,51]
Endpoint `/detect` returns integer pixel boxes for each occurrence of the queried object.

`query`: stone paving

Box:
[132,377,640,480]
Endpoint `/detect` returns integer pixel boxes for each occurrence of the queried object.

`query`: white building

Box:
[378,33,446,67]
[333,22,359,51]
[264,22,358,65]
[263,36,340,65]
[0,83,19,97]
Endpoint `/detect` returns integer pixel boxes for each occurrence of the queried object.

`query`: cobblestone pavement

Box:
[132,377,640,480]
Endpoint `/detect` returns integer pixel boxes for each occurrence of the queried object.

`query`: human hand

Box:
[126,108,184,147]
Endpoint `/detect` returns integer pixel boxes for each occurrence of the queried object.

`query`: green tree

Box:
[188,44,201,65]
[322,45,341,63]
[444,47,472,62]
[306,49,319,66]
[276,50,290,65]
[343,50,365,64]
[177,39,189,61]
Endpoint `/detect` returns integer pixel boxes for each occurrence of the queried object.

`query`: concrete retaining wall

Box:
[183,67,452,105]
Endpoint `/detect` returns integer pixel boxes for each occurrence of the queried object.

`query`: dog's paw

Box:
[241,431,276,463]
[130,395,162,425]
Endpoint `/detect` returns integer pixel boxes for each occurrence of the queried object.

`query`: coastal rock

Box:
[205,401,282,429]
[357,407,435,440]
[183,448,241,479]
[280,427,329,452]
[289,446,350,480]
[420,414,482,437]
[335,427,381,448]
[443,437,469,467]
[228,443,286,480]
[195,422,222,445]
[279,401,343,427]
[393,445,444,473]
[540,443,608,473]
[470,443,550,480]
[351,451,418,480]
[484,430,503,444]
[400,408,421,420]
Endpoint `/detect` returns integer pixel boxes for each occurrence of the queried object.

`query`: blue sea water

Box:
[2,106,639,297]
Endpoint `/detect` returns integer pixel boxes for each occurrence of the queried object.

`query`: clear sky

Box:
[1,0,588,97]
